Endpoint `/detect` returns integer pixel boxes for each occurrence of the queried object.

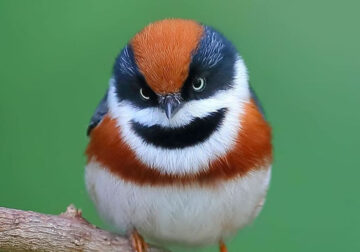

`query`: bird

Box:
[85,18,272,252]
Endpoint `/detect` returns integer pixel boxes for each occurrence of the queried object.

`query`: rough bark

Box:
[0,205,168,252]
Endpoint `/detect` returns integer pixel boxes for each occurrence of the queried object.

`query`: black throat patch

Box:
[131,108,227,149]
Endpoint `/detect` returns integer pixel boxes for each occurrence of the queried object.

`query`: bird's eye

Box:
[192,77,206,92]
[139,88,150,100]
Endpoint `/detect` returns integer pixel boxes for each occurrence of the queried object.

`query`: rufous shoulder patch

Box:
[131,19,204,94]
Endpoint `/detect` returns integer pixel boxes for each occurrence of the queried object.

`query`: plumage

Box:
[131,19,203,94]
[85,18,272,251]
[85,161,271,246]
[87,91,108,136]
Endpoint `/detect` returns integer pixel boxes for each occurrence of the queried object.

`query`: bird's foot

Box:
[130,229,148,252]
[219,240,228,252]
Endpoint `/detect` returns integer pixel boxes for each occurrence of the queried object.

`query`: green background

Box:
[1,0,359,251]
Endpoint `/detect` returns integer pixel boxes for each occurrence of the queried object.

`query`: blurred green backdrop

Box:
[1,0,359,251]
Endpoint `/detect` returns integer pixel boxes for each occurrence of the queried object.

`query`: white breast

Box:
[85,161,271,246]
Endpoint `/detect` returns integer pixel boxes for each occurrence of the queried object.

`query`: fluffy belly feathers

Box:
[85,161,271,246]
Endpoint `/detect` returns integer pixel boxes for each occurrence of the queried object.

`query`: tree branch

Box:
[0,205,168,252]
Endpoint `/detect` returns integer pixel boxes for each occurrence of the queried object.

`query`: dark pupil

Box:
[142,89,150,97]
[194,79,202,88]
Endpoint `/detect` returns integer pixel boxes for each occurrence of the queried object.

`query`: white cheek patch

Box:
[108,58,250,175]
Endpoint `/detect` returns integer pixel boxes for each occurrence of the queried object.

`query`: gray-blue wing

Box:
[87,91,108,136]
[249,85,265,118]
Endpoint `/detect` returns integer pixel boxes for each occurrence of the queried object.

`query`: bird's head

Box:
[105,19,254,173]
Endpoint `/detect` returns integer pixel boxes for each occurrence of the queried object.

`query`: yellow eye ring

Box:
[140,88,150,100]
[192,77,206,92]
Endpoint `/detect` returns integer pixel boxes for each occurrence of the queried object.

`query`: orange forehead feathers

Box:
[131,19,204,94]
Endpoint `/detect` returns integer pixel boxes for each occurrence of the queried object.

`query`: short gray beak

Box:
[159,94,183,119]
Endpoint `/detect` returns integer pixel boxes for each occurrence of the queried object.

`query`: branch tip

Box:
[0,206,170,252]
